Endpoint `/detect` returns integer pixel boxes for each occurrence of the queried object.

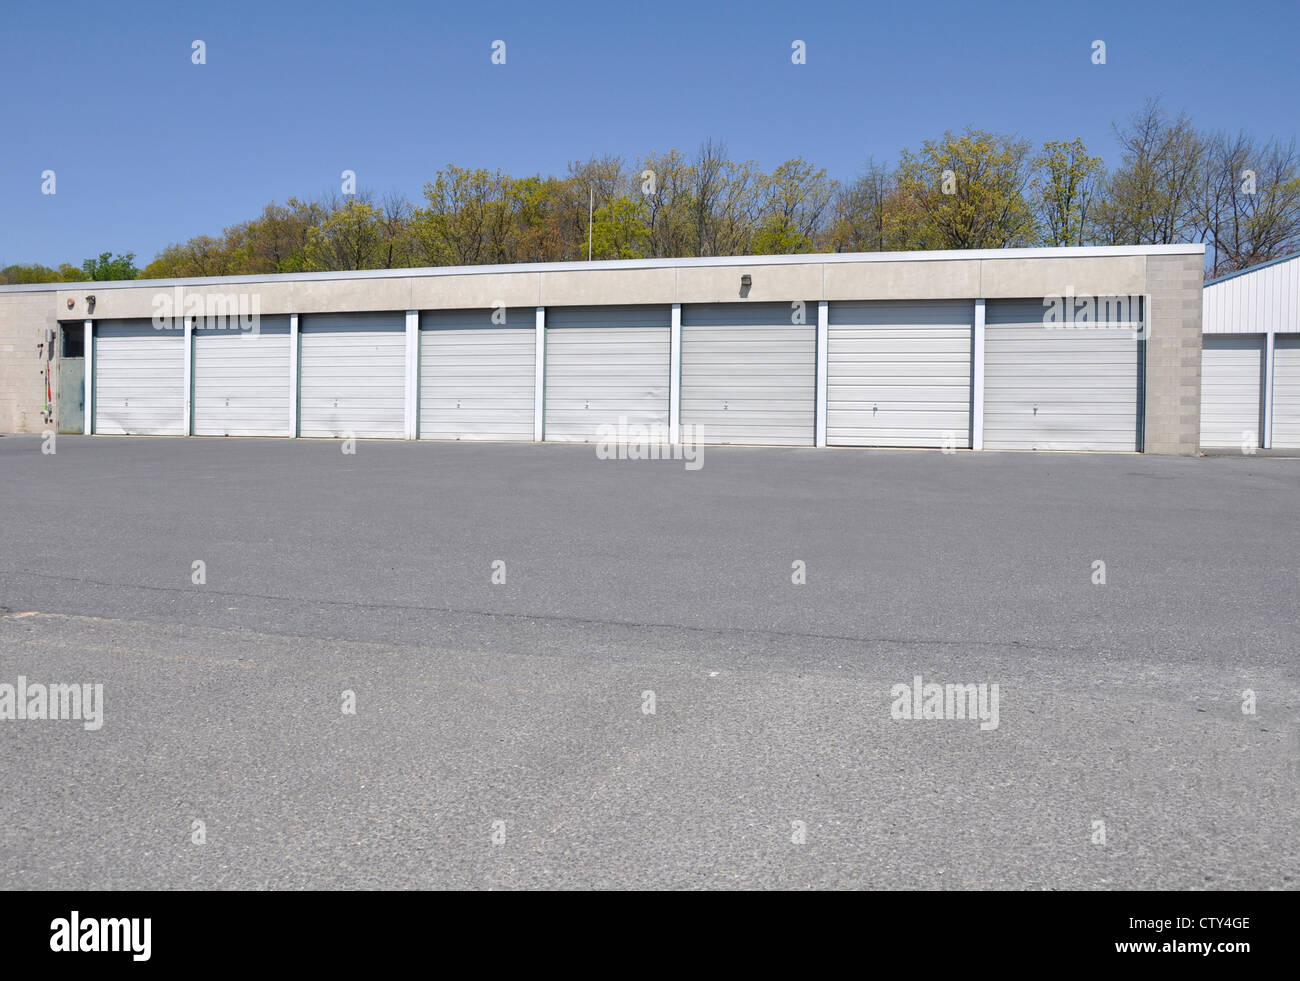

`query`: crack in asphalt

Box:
[0,566,1069,658]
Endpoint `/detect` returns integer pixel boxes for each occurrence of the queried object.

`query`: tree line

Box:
[4,99,1297,286]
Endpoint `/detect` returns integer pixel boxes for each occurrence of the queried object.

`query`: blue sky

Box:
[2,0,1297,267]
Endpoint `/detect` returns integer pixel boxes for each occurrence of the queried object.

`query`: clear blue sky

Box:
[2,0,1297,267]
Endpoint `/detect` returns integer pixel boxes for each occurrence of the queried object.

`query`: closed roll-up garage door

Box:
[828,300,972,447]
[681,302,815,445]
[1199,335,1263,448]
[193,316,291,437]
[544,306,669,442]
[984,298,1142,451]
[94,319,185,435]
[299,312,405,438]
[419,309,535,441]
[1272,335,1300,448]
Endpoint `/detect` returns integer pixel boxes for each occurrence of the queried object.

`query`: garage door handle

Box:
[872,403,878,416]
[1033,403,1038,415]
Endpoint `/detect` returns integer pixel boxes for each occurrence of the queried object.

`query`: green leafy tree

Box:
[302,197,388,271]
[1195,132,1300,275]
[1032,139,1104,246]
[506,174,568,262]
[636,148,694,259]
[411,166,512,266]
[892,128,1036,249]
[590,196,650,259]
[830,160,904,253]
[0,263,81,284]
[751,158,836,254]
[1091,99,1205,245]
[81,252,139,281]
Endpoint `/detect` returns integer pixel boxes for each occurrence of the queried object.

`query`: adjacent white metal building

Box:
[1201,252,1300,448]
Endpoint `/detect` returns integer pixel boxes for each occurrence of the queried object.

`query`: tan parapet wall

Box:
[412,271,540,311]
[49,249,1175,319]
[981,254,1146,298]
[674,262,822,304]
[0,289,59,433]
[824,259,980,300]
[540,266,678,307]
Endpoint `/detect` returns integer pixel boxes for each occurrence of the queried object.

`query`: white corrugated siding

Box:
[680,302,815,445]
[544,306,669,442]
[1199,335,1263,447]
[1203,253,1300,334]
[827,300,972,447]
[983,298,1141,451]
[192,316,291,437]
[298,312,405,438]
[419,309,535,441]
[94,319,186,435]
[1273,336,1300,448]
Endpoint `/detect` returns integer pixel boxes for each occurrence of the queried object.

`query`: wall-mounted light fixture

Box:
[86,295,97,314]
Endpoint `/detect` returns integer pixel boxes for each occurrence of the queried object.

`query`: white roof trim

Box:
[0,244,1205,294]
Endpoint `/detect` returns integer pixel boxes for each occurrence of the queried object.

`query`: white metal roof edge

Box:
[1203,250,1300,288]
[0,244,1205,295]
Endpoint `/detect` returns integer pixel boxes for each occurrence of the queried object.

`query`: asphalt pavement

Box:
[0,435,1295,888]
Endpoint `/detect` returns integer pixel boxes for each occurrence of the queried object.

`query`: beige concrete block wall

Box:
[1143,253,1204,455]
[0,290,59,434]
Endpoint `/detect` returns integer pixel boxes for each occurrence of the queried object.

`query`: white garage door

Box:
[299,313,405,438]
[94,319,185,435]
[544,306,669,442]
[1272,335,1300,449]
[1199,335,1263,448]
[828,300,972,447]
[419,309,535,441]
[984,298,1142,451]
[680,302,815,445]
[193,316,292,437]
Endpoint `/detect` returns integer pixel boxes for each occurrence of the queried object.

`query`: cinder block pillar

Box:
[1142,254,1204,455]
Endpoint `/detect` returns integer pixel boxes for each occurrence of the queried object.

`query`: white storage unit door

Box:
[680,302,815,445]
[544,306,669,442]
[192,316,291,437]
[419,309,535,441]
[298,312,405,438]
[94,319,186,435]
[827,300,972,447]
[1199,335,1263,448]
[984,298,1142,451]
[1272,335,1300,449]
